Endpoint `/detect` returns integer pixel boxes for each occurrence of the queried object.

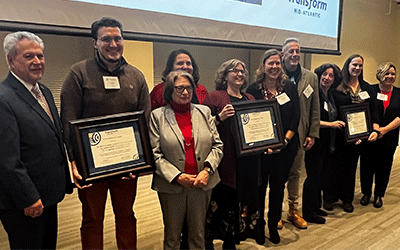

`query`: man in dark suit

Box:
[0,31,72,249]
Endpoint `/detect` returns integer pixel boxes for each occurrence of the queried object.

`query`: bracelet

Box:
[204,167,214,175]
[216,113,222,122]
[372,130,381,136]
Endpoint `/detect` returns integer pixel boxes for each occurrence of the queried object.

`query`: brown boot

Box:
[287,209,307,229]
[277,220,283,230]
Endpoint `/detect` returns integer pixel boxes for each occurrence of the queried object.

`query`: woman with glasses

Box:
[359,62,400,208]
[247,49,300,244]
[149,71,223,250]
[151,49,208,110]
[202,59,259,249]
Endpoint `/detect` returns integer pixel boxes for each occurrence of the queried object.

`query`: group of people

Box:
[0,16,399,250]
[149,38,400,249]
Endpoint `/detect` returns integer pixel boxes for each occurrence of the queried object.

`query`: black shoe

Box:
[268,227,280,244]
[304,213,326,224]
[343,203,354,213]
[314,208,328,216]
[323,202,334,211]
[222,241,236,250]
[205,241,214,250]
[373,196,383,208]
[254,219,266,245]
[360,194,370,206]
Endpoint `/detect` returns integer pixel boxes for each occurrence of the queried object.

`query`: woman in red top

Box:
[150,49,208,110]
[360,62,400,208]
[149,71,223,249]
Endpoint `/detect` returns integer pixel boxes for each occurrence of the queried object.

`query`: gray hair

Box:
[215,59,248,91]
[3,31,44,65]
[164,70,195,104]
[282,37,299,52]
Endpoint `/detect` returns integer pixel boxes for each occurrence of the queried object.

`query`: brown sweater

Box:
[61,52,151,160]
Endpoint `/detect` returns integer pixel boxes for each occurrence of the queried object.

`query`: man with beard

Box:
[61,17,150,250]
[280,38,320,229]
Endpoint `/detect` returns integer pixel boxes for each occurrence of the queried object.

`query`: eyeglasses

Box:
[99,36,123,43]
[229,69,246,75]
[174,86,193,93]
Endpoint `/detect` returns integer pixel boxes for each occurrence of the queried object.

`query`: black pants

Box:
[303,138,325,215]
[0,204,58,250]
[330,143,362,204]
[259,135,299,228]
[303,135,340,215]
[360,141,397,197]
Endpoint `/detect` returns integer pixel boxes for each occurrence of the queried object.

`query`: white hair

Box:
[3,31,44,65]
[282,37,299,52]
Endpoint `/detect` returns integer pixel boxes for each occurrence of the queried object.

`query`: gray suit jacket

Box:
[296,67,320,144]
[149,104,223,194]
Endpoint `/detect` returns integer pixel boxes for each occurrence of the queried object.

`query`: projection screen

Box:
[0,0,343,54]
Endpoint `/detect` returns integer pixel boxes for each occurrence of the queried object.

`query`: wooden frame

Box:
[69,111,155,185]
[232,99,285,157]
[340,103,372,144]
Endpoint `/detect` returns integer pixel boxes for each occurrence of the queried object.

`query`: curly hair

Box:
[314,63,343,90]
[214,59,248,91]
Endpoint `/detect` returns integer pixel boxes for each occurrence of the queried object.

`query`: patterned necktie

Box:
[31,84,54,122]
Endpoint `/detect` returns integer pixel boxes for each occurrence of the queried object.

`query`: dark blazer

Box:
[0,73,72,211]
[247,80,300,133]
[333,80,379,125]
[371,84,400,147]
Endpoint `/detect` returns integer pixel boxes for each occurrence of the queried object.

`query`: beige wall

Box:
[311,0,400,86]
[2,1,400,94]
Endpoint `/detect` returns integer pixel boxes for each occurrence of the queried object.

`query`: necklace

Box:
[263,84,282,100]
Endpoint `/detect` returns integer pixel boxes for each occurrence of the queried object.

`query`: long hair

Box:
[341,54,364,88]
[254,49,287,84]
[162,49,200,84]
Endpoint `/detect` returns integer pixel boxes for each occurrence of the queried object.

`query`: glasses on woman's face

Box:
[174,86,193,94]
[229,68,246,75]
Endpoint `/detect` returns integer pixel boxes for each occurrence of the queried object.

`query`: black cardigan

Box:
[247,80,300,134]
[333,80,379,125]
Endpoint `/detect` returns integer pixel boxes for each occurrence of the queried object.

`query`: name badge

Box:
[324,101,329,112]
[359,91,370,100]
[303,84,314,99]
[377,93,388,101]
[103,76,120,89]
[276,92,290,105]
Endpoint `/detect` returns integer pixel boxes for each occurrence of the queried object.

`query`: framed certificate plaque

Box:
[69,111,155,185]
[232,99,285,157]
[340,103,372,144]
